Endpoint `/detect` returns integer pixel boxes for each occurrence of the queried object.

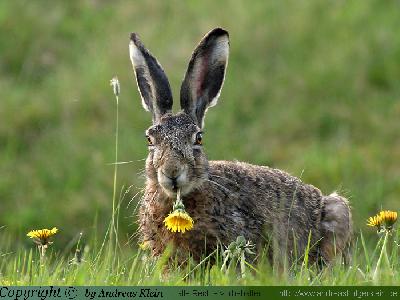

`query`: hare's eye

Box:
[194,132,203,146]
[146,135,153,146]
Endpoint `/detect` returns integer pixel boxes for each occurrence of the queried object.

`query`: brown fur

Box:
[130,28,352,266]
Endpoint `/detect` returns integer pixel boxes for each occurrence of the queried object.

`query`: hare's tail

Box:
[320,192,352,264]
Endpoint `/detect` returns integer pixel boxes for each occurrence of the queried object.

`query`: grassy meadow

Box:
[1,0,400,285]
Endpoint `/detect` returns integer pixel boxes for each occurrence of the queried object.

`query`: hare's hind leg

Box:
[320,193,352,264]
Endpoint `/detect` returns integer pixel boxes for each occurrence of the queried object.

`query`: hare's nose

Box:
[163,174,178,190]
[161,170,181,183]
[161,163,184,179]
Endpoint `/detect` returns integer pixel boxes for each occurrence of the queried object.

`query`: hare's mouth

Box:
[158,169,190,195]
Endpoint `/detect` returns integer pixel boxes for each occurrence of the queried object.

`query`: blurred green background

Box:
[1,0,399,250]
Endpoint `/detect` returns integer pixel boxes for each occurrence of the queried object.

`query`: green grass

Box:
[1,0,400,285]
[1,225,399,285]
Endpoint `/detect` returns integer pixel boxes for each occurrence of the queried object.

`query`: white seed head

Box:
[110,76,120,96]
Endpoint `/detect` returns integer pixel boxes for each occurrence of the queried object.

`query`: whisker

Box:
[127,189,144,210]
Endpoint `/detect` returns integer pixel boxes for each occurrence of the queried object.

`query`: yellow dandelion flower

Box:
[367,210,397,232]
[164,209,194,233]
[164,189,194,233]
[367,215,383,228]
[379,210,397,228]
[27,227,58,246]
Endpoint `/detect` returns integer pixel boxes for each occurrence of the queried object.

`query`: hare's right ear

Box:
[180,28,229,128]
[129,33,173,124]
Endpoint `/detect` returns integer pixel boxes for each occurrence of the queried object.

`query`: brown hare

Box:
[129,28,352,266]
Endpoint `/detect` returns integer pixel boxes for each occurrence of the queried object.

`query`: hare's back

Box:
[208,160,323,233]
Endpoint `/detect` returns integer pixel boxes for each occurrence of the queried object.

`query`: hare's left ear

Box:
[129,33,173,124]
[180,28,229,128]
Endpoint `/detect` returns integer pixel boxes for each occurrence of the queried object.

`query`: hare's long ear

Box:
[180,28,229,128]
[129,33,173,124]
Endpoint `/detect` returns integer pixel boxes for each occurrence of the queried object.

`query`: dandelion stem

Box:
[175,189,182,206]
[38,245,47,267]
[373,230,389,281]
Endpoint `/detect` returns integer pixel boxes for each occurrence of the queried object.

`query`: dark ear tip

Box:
[208,27,229,38]
[130,32,140,44]
[130,32,147,51]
